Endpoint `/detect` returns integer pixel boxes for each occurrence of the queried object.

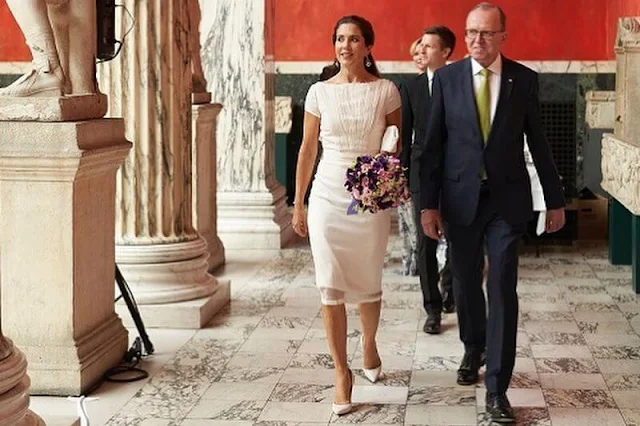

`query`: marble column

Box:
[601,17,640,291]
[98,0,229,328]
[200,0,294,249]
[0,104,130,395]
[0,335,44,425]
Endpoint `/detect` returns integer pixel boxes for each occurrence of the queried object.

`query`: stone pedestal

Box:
[0,94,107,122]
[0,115,130,395]
[586,91,615,130]
[0,338,45,425]
[584,91,615,196]
[602,17,640,292]
[192,101,225,272]
[98,0,229,328]
[200,0,294,249]
[602,134,640,214]
[275,96,292,200]
[614,18,640,141]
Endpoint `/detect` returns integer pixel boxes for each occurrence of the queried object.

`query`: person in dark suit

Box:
[402,25,456,335]
[416,3,566,423]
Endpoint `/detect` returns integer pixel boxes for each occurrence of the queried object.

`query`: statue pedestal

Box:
[0,94,108,122]
[602,17,640,293]
[192,101,225,271]
[0,116,131,395]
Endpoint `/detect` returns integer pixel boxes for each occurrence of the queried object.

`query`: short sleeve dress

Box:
[304,79,402,305]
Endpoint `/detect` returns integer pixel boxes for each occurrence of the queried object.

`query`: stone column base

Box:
[0,347,45,426]
[116,238,230,328]
[24,316,127,396]
[117,279,230,329]
[218,186,294,249]
[202,230,225,272]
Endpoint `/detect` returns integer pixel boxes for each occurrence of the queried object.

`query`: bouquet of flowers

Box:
[344,152,411,215]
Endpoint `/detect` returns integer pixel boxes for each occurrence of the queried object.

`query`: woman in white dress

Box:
[292,15,402,415]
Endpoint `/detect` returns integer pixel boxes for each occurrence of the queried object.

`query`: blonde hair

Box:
[409,37,422,56]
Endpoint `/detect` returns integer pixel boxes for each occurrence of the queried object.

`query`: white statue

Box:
[0,0,98,97]
[622,17,640,33]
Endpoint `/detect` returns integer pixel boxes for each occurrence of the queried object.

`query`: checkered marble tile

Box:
[96,239,640,425]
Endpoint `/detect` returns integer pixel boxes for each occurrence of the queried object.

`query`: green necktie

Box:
[475,68,491,143]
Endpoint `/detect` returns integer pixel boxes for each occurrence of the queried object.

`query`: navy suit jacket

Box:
[400,73,431,193]
[417,56,565,226]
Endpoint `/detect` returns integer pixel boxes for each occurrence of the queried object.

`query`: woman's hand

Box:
[292,205,308,237]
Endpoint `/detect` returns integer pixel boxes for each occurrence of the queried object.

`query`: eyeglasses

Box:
[465,29,504,40]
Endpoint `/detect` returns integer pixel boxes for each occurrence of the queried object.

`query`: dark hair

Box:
[318,15,381,81]
[470,2,507,30]
[423,25,456,59]
[319,65,335,81]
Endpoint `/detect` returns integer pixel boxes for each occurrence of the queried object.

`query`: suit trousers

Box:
[445,186,525,394]
[412,193,453,315]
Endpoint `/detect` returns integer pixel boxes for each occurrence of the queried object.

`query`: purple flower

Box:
[344,153,411,215]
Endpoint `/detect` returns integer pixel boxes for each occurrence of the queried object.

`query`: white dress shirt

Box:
[470,55,501,124]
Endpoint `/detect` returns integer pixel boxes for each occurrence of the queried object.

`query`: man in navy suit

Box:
[416,2,565,423]
[402,25,457,335]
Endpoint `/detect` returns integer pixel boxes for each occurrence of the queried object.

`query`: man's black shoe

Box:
[485,392,515,423]
[457,352,482,385]
[442,291,455,313]
[423,313,441,334]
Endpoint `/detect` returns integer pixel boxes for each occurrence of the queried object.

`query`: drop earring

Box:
[365,56,372,67]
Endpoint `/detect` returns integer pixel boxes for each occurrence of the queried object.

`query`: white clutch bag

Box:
[381,125,399,153]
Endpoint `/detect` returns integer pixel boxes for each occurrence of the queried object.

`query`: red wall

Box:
[0,1,29,61]
[1,0,639,63]
[274,0,639,61]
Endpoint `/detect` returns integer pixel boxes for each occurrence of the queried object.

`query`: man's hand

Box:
[421,209,444,240]
[545,208,566,233]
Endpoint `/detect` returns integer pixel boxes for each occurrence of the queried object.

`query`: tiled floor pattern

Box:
[71,239,640,425]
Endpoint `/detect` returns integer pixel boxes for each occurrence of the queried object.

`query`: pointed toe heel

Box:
[332,402,353,416]
[332,369,354,416]
[360,335,382,383]
[362,364,382,383]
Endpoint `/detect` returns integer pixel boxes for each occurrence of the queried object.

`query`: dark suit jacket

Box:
[400,73,431,193]
[417,56,565,226]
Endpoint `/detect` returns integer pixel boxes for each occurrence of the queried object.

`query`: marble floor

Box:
[31,236,640,426]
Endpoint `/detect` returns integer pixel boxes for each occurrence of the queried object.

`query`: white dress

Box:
[304,79,402,305]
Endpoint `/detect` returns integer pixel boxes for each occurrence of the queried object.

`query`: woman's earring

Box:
[334,59,340,69]
[365,56,372,67]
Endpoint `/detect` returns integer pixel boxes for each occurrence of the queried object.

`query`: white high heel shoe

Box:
[332,369,354,416]
[360,335,382,383]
